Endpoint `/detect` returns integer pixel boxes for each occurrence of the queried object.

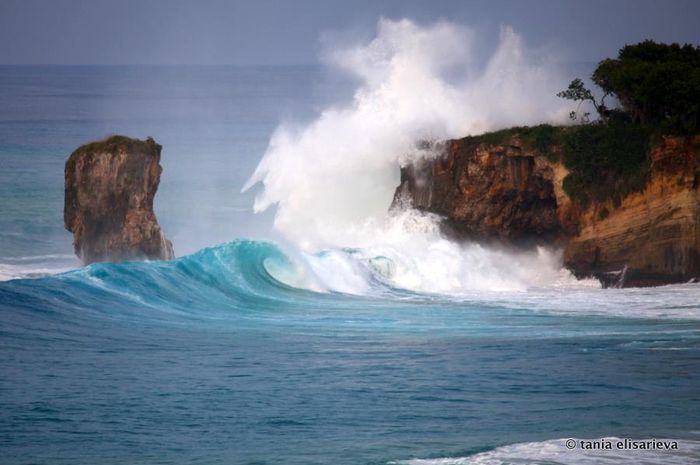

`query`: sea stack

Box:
[64,135,174,265]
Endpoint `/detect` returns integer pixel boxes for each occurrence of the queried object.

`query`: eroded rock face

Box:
[392,137,565,245]
[64,136,174,264]
[564,136,700,286]
[393,135,700,287]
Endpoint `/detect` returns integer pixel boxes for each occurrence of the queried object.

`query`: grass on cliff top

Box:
[467,124,563,159]
[70,135,161,159]
[560,120,652,204]
[469,120,653,205]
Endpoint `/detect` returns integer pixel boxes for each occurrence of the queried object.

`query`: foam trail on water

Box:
[245,18,584,293]
[390,437,700,465]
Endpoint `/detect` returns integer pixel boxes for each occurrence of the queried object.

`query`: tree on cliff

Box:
[559,40,700,134]
[557,78,610,123]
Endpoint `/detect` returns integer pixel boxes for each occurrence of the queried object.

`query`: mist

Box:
[239,18,595,293]
[246,18,570,249]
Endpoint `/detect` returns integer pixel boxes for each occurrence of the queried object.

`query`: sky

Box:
[1,0,699,65]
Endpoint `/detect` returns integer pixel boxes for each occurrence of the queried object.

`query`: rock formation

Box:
[564,136,700,286]
[393,139,563,245]
[393,134,700,287]
[64,135,174,265]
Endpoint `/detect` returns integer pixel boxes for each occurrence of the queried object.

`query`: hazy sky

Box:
[1,0,699,65]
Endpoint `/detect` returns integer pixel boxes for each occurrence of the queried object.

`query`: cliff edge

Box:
[393,138,566,245]
[393,132,700,287]
[564,136,700,286]
[64,136,174,265]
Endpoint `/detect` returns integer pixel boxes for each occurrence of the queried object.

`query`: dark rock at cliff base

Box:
[392,138,565,246]
[64,135,174,265]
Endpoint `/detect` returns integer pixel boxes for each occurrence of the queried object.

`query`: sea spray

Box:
[244,18,584,293]
[287,209,593,294]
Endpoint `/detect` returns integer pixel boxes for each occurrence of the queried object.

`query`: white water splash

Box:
[246,18,580,293]
[245,19,569,249]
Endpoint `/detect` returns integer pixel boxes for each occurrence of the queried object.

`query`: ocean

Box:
[1,64,699,465]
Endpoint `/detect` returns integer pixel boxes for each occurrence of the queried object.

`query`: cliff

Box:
[393,138,565,245]
[564,136,700,286]
[393,132,700,287]
[64,136,174,265]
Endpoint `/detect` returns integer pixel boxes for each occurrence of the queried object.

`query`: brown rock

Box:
[564,136,700,286]
[392,137,564,245]
[393,134,700,287]
[64,135,174,265]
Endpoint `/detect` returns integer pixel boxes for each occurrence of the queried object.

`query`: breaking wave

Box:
[243,18,579,293]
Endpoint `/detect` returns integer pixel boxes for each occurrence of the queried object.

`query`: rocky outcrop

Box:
[393,138,565,245]
[64,136,174,265]
[393,134,700,287]
[564,136,700,286]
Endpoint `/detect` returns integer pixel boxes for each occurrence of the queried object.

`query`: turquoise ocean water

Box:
[1,65,699,465]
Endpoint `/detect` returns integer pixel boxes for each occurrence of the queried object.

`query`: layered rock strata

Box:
[64,136,174,264]
[393,135,700,287]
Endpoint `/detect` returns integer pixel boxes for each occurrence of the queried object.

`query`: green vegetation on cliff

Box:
[467,124,561,159]
[559,119,652,204]
[70,135,161,159]
[469,121,651,204]
[471,40,698,205]
[558,40,699,202]
[592,40,700,134]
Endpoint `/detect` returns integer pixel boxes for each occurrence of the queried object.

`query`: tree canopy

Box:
[560,40,700,134]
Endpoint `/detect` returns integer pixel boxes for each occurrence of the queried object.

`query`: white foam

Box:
[263,211,700,321]
[482,283,700,320]
[390,437,700,465]
[245,19,569,249]
[0,255,79,281]
[243,19,583,295]
[283,209,593,296]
